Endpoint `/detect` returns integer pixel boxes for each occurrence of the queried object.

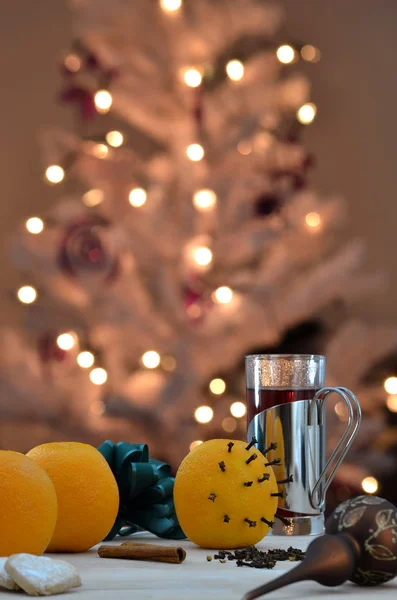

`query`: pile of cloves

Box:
[206,546,305,569]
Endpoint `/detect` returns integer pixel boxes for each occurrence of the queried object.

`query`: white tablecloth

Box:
[3,534,396,599]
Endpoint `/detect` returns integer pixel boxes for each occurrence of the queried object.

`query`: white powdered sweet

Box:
[5,553,81,596]
[0,557,20,590]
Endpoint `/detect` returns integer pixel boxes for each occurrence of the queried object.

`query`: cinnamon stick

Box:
[98,541,186,564]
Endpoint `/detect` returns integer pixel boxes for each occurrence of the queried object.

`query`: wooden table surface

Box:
[3,533,396,599]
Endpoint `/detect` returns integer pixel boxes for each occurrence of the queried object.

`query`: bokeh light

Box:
[26,217,44,234]
[297,103,317,125]
[222,417,237,433]
[45,165,64,184]
[160,0,182,12]
[64,54,81,72]
[305,212,321,229]
[129,187,147,207]
[184,68,202,87]
[186,143,204,161]
[193,246,213,266]
[90,367,108,385]
[213,286,233,304]
[106,131,124,147]
[56,333,76,351]
[17,285,37,304]
[209,378,226,395]
[276,45,295,64]
[141,350,161,369]
[226,60,244,81]
[189,440,203,451]
[193,189,217,211]
[384,376,397,395]
[94,90,113,114]
[83,189,104,207]
[194,405,214,424]
[230,401,246,418]
[386,395,397,413]
[361,476,379,494]
[77,351,95,369]
[301,45,321,63]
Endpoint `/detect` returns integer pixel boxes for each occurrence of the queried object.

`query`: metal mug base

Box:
[270,513,324,536]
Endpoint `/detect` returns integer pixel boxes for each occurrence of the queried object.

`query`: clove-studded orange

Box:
[174,438,281,549]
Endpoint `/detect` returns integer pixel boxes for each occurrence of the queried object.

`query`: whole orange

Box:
[174,439,279,549]
[0,451,58,556]
[27,442,119,552]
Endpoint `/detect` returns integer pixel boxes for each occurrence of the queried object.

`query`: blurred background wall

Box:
[1,0,396,326]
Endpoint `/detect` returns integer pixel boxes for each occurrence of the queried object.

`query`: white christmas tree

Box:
[5,0,397,482]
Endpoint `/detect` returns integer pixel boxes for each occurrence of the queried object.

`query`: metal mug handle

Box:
[308,386,362,511]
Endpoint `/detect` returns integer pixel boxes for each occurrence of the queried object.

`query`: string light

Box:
[45,165,65,184]
[305,212,321,228]
[276,44,295,64]
[17,285,37,304]
[301,45,321,63]
[297,102,317,125]
[230,401,246,418]
[77,351,95,369]
[193,189,217,211]
[183,68,202,88]
[189,440,203,451]
[237,141,252,155]
[141,350,161,369]
[160,0,182,12]
[194,405,214,424]
[193,246,213,267]
[186,143,204,161]
[386,395,397,413]
[222,417,237,433]
[91,144,109,159]
[56,333,76,351]
[226,59,244,81]
[129,187,147,207]
[209,378,226,395]
[213,286,233,304]
[105,131,124,147]
[361,476,379,494]
[384,376,397,395]
[90,367,108,385]
[64,54,81,72]
[25,217,44,234]
[94,90,113,114]
[83,189,104,207]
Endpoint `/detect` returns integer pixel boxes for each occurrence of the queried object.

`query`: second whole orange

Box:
[0,451,58,556]
[27,442,119,552]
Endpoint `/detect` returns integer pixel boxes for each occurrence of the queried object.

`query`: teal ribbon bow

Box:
[98,440,186,541]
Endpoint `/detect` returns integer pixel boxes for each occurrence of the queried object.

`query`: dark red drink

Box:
[246,387,320,427]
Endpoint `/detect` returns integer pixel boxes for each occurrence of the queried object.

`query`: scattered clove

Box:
[208,493,217,502]
[208,546,305,569]
[218,461,226,472]
[246,453,257,465]
[257,473,270,483]
[227,442,234,453]
[244,481,253,487]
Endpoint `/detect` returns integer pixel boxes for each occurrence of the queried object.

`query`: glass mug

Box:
[246,354,361,535]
